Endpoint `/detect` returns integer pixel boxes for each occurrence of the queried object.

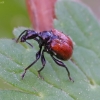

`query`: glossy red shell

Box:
[50,29,73,60]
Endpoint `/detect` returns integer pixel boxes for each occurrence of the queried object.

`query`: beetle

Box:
[16,29,74,82]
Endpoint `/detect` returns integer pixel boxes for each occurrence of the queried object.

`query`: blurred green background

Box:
[0,0,100,38]
[0,0,30,38]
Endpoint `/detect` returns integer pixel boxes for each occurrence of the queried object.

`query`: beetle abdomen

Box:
[51,29,73,60]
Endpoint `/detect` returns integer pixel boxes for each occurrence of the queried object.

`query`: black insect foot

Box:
[38,73,44,80]
[21,70,26,80]
[69,76,74,82]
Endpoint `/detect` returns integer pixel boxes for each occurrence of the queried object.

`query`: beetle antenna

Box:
[16,30,28,43]
[25,41,33,48]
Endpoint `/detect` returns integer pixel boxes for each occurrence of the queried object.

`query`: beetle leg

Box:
[51,55,74,82]
[25,41,33,48]
[21,45,42,79]
[38,49,46,79]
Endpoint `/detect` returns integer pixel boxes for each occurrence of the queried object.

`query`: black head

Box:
[16,30,38,47]
[16,30,38,43]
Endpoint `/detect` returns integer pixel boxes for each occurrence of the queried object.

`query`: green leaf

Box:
[0,0,100,100]
[0,90,39,100]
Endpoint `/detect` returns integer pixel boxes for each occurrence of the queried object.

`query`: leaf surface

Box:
[0,0,100,99]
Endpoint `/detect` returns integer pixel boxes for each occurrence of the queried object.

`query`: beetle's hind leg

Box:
[51,55,74,82]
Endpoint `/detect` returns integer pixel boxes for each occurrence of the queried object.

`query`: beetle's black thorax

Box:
[38,31,54,45]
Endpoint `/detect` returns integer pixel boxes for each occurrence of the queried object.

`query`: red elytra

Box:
[51,29,73,60]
